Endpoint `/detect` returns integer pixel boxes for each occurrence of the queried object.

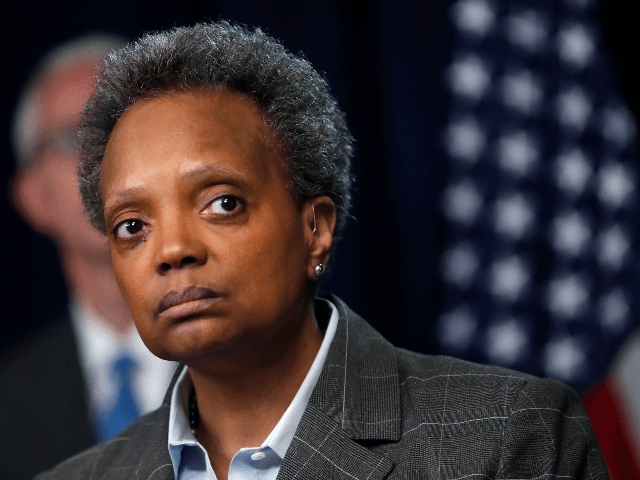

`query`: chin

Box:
[144,320,240,364]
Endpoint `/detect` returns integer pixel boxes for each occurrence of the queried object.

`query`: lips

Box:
[156,285,221,319]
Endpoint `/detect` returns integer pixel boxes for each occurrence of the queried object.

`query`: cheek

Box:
[111,254,148,318]
[229,213,307,291]
[113,257,162,351]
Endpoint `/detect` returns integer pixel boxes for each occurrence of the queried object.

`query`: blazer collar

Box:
[277,295,399,479]
[311,294,402,441]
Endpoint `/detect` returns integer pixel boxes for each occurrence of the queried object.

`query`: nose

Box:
[154,215,207,274]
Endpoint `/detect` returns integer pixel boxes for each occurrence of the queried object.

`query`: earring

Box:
[314,264,324,278]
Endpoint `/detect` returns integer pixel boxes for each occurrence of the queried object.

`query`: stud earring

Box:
[314,264,324,278]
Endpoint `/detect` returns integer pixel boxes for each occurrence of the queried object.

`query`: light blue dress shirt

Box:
[168,299,339,480]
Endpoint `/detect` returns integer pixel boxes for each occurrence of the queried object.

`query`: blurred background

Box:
[0,0,637,477]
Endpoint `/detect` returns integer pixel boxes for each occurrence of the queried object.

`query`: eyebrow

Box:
[103,161,252,220]
[103,185,147,221]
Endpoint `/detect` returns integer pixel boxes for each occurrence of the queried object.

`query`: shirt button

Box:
[251,452,266,461]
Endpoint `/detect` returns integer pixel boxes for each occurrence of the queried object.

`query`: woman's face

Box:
[100,88,323,364]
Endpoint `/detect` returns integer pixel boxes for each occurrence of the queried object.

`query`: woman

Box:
[36,21,607,480]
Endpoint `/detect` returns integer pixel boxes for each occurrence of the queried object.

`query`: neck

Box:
[60,246,134,335]
[188,304,324,480]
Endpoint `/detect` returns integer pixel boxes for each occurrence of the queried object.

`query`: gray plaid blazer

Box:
[34,295,608,479]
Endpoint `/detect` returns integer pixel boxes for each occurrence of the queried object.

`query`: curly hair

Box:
[78,21,354,244]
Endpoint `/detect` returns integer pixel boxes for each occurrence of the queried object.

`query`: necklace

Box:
[189,387,199,435]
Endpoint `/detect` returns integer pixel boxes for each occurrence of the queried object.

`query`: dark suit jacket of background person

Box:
[34,296,608,480]
[0,311,95,480]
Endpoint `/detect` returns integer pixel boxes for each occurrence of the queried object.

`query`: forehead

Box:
[110,87,276,156]
[100,88,287,209]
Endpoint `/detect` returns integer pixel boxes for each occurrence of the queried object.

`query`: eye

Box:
[206,195,243,215]
[114,219,145,239]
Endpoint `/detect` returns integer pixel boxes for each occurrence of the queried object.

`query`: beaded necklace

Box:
[189,387,199,435]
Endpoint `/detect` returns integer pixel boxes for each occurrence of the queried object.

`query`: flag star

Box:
[502,69,543,115]
[599,289,629,333]
[443,179,484,226]
[602,106,636,147]
[452,0,495,37]
[494,192,535,240]
[557,22,595,69]
[597,162,635,209]
[597,225,629,270]
[446,116,487,163]
[505,9,548,52]
[486,318,529,366]
[490,256,529,302]
[443,242,480,287]
[448,54,492,101]
[555,148,592,196]
[556,86,592,132]
[543,336,586,381]
[497,131,539,176]
[548,274,589,319]
[437,306,478,352]
[552,211,591,256]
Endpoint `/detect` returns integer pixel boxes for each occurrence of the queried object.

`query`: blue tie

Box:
[97,355,141,440]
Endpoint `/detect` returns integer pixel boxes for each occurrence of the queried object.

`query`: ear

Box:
[303,196,337,281]
[10,167,56,236]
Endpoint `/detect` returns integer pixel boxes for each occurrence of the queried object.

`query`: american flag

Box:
[436,0,638,394]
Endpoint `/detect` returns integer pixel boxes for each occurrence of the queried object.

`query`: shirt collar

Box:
[168,367,199,447]
[70,299,140,370]
[167,298,339,470]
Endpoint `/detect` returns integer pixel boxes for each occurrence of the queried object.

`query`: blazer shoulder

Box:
[396,348,538,382]
[394,348,579,412]
[32,405,172,480]
[33,442,105,480]
[390,349,607,478]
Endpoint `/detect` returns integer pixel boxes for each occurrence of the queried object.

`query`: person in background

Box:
[0,35,177,480]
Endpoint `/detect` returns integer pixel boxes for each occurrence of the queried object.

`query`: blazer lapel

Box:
[277,295,400,480]
[277,403,394,480]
